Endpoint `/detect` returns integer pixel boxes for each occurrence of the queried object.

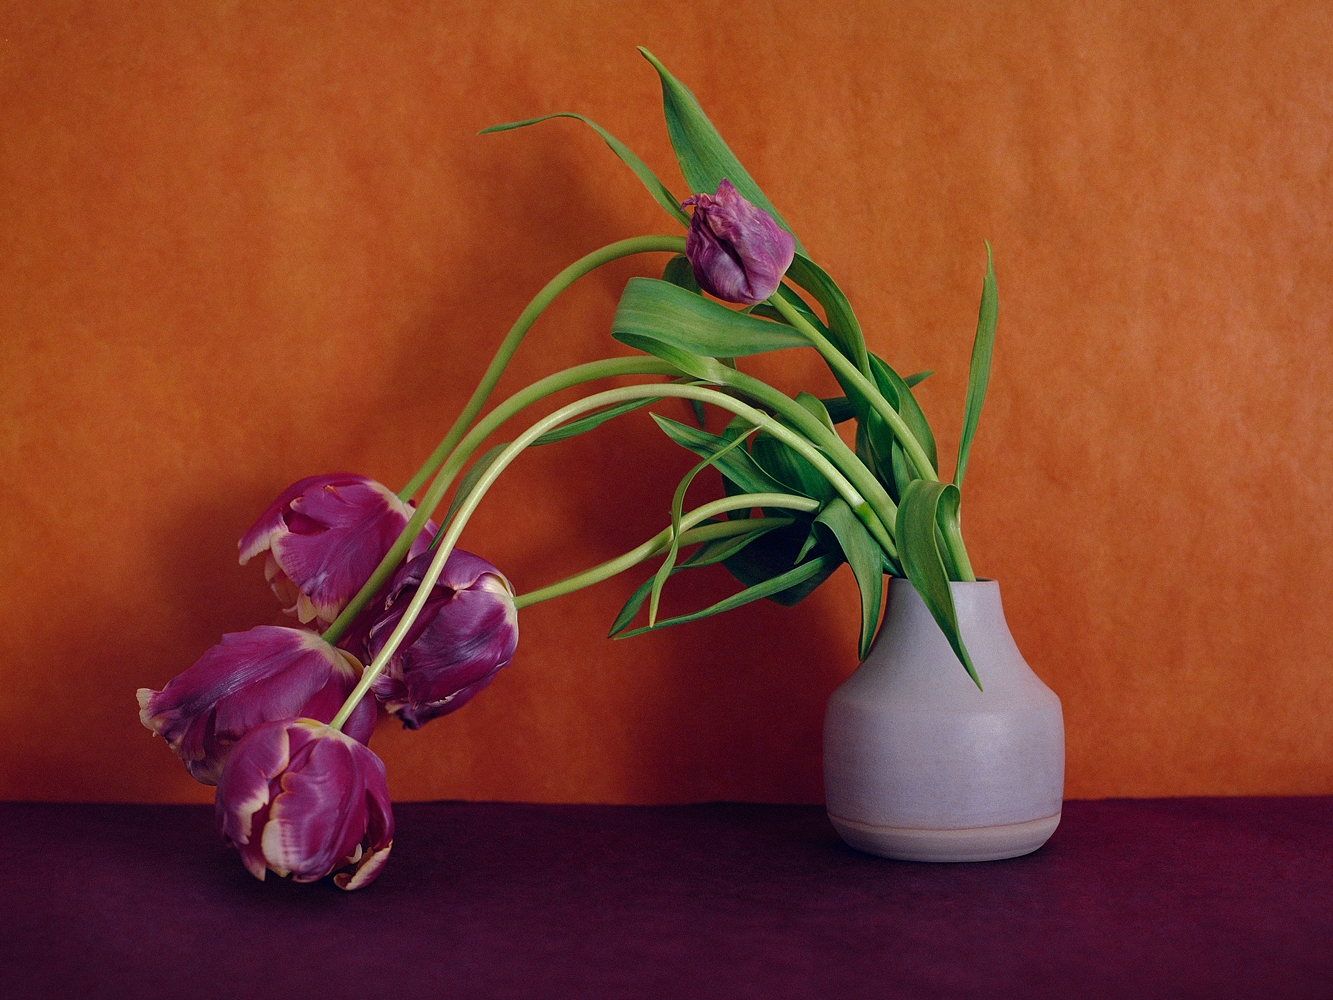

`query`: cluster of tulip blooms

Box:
[138,50,998,890]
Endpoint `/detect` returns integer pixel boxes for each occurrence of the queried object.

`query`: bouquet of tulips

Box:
[138,50,998,890]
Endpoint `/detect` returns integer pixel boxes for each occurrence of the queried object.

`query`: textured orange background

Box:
[2,1,1330,804]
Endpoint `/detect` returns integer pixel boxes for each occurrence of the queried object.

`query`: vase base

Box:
[828,810,1061,862]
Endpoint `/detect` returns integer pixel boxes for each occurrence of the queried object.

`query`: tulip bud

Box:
[216,718,393,890]
[238,473,436,627]
[137,625,377,784]
[681,179,795,306]
[368,549,518,729]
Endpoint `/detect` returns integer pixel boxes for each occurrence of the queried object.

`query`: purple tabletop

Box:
[2,797,1329,999]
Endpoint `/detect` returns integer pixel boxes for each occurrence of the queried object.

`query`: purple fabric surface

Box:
[1,797,1329,999]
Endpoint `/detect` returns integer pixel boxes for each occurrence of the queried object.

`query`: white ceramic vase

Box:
[823,578,1064,862]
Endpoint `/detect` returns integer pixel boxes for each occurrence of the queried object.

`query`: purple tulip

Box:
[238,473,436,627]
[137,625,377,785]
[681,179,795,306]
[216,718,393,890]
[368,549,519,729]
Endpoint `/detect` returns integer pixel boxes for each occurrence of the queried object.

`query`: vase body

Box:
[824,578,1064,862]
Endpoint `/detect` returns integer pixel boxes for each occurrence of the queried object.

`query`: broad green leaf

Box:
[439,443,507,536]
[750,433,836,504]
[866,352,938,501]
[905,369,934,388]
[812,498,885,659]
[651,414,789,497]
[722,519,839,606]
[613,332,730,384]
[661,254,700,294]
[481,113,689,226]
[683,518,794,568]
[955,244,998,489]
[638,48,804,254]
[650,427,755,625]
[784,254,870,377]
[613,277,807,358]
[615,553,841,639]
[896,480,980,689]
[793,392,837,435]
[608,516,794,636]
[821,396,857,424]
[532,397,659,446]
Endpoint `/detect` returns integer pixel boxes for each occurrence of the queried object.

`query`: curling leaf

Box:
[812,498,885,659]
[613,277,807,358]
[896,480,980,689]
[955,244,997,489]
[614,553,840,638]
[481,113,689,226]
[638,48,803,254]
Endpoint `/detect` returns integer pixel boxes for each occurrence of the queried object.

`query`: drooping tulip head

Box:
[137,625,377,784]
[681,179,795,306]
[238,473,436,627]
[368,549,519,729]
[216,718,393,890]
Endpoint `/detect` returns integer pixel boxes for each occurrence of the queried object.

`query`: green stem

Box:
[330,385,873,731]
[768,293,937,484]
[398,235,687,501]
[320,357,682,645]
[514,493,818,609]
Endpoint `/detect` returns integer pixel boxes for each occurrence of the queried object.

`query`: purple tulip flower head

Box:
[681,179,795,306]
[239,473,436,627]
[137,625,377,784]
[368,549,519,729]
[216,718,394,890]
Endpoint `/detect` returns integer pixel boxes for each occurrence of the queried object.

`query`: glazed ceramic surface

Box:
[824,579,1064,861]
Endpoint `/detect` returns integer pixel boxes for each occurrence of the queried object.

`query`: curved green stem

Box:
[320,356,681,645]
[330,385,875,731]
[398,235,687,501]
[514,493,818,609]
[768,294,937,484]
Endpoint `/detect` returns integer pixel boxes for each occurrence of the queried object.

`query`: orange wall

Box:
[2,1,1330,804]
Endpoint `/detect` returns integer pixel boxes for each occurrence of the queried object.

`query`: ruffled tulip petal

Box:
[239,473,436,626]
[368,551,519,729]
[139,625,375,784]
[682,179,795,306]
[216,719,394,890]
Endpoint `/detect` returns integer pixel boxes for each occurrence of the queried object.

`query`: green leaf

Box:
[751,283,829,336]
[905,369,934,388]
[722,519,840,606]
[614,553,840,639]
[638,48,803,255]
[661,254,700,294]
[896,480,980,689]
[784,254,870,377]
[820,396,857,424]
[607,516,795,636]
[481,113,689,226]
[793,392,837,435]
[532,397,659,445]
[651,414,789,497]
[750,432,836,504]
[650,427,755,626]
[955,244,998,489]
[866,352,939,501]
[613,277,808,358]
[812,498,885,659]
